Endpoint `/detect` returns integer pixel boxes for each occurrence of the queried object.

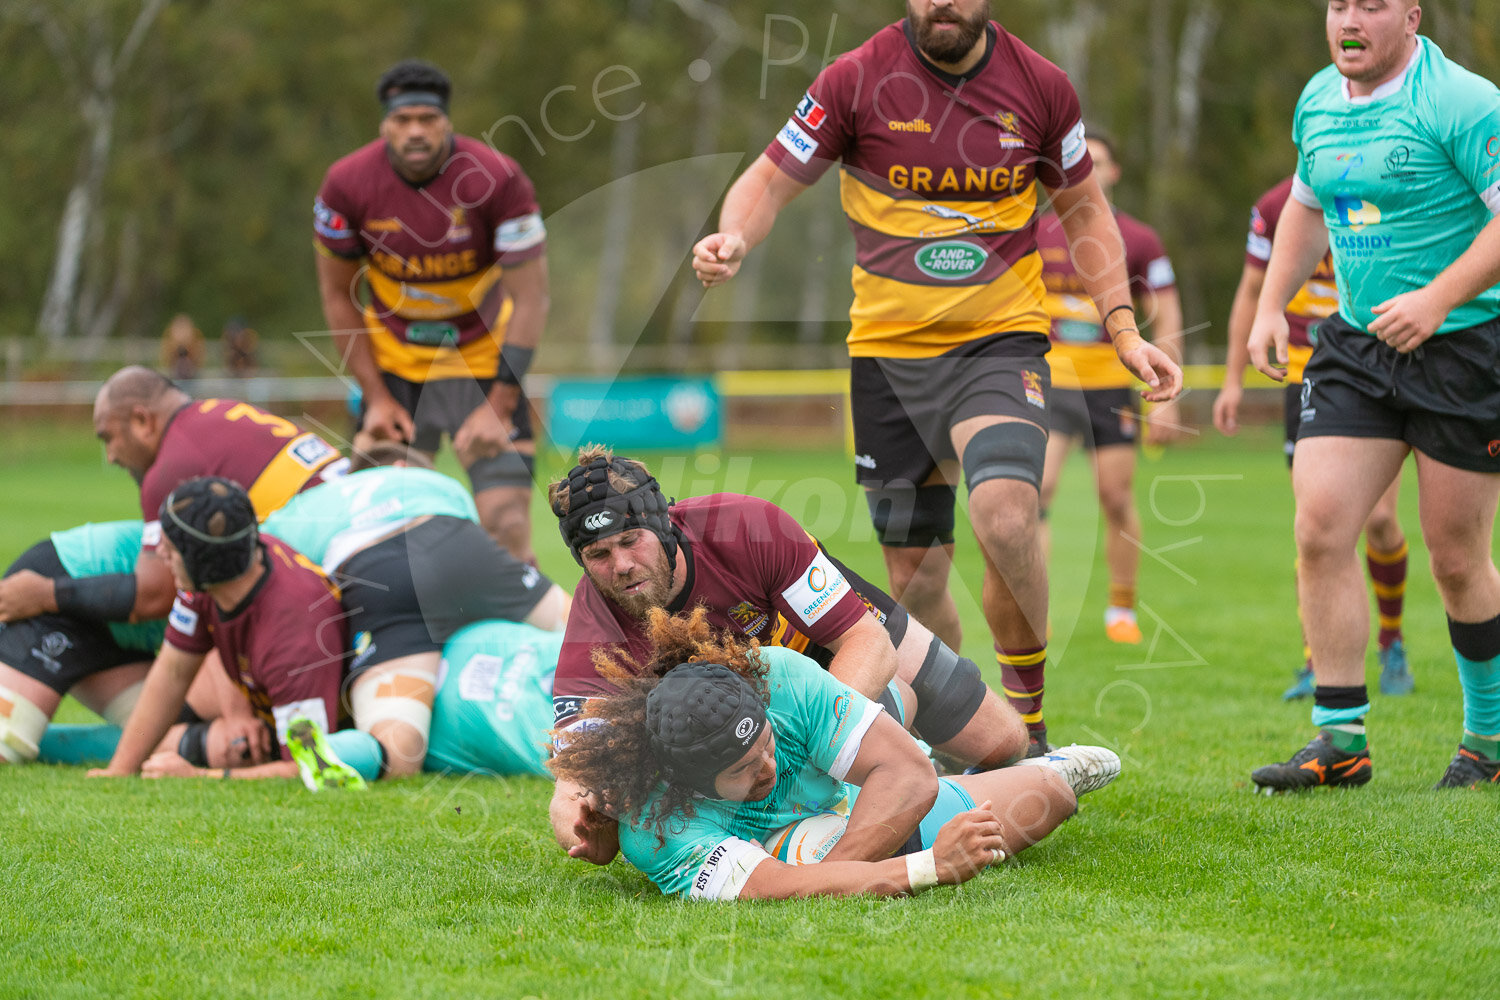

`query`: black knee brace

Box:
[467,451,534,492]
[864,485,957,547]
[910,636,987,745]
[961,422,1047,492]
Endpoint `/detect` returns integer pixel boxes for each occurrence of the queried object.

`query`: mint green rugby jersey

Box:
[261,466,478,570]
[618,646,885,900]
[49,521,165,653]
[1293,36,1500,334]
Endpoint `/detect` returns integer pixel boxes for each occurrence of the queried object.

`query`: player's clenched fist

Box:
[692,233,748,288]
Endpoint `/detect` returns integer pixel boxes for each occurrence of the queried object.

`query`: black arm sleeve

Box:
[53,572,138,623]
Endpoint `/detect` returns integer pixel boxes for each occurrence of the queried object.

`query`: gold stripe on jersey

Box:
[847,252,1046,359]
[1049,343,1131,390]
[364,300,514,382]
[1286,344,1314,384]
[365,265,502,322]
[1287,278,1338,323]
[839,171,1038,238]
[245,434,337,518]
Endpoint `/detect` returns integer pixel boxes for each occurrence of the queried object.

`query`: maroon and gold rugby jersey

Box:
[314,135,546,382]
[1039,210,1176,390]
[763,21,1091,359]
[1246,177,1338,383]
[552,495,872,729]
[139,399,345,551]
[164,537,349,758]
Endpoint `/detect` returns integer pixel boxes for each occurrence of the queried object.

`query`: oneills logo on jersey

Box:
[795,92,826,130]
[889,118,933,133]
[364,218,404,233]
[728,600,771,637]
[995,110,1025,148]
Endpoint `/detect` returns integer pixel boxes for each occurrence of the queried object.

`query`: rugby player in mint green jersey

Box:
[551,607,1118,901]
[1248,0,1500,792]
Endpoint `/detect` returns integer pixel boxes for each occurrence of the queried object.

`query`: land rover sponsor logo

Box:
[914,241,987,280]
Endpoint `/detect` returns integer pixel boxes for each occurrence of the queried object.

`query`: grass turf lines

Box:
[2,418,1497,999]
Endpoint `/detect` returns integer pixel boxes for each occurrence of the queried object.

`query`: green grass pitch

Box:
[2,415,1497,999]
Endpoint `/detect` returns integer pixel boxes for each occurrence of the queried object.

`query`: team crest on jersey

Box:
[1022,370,1046,409]
[446,207,472,242]
[995,110,1025,148]
[795,92,826,130]
[728,600,771,637]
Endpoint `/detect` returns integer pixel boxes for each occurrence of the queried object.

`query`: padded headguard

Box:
[159,476,259,590]
[553,455,677,569]
[646,663,767,798]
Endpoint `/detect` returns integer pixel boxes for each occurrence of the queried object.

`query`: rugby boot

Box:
[1433,746,1500,789]
[1281,664,1315,701]
[1014,743,1121,795]
[1251,733,1372,793]
[286,717,367,792]
[1378,639,1414,695]
[1104,608,1143,645]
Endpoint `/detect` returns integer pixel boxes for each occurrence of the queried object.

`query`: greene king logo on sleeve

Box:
[1060,121,1088,170]
[169,597,198,636]
[782,551,847,627]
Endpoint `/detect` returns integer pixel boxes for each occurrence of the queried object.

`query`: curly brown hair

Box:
[548,605,769,836]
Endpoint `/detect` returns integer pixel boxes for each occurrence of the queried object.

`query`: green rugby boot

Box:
[286,717,367,792]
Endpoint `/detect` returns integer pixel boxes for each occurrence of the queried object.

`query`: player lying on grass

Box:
[260,442,569,776]
[547,447,1037,862]
[549,607,1117,900]
[0,520,258,764]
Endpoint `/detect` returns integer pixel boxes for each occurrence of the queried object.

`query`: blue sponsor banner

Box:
[547,376,721,451]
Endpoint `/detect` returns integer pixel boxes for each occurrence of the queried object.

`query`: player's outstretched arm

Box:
[820,711,938,864]
[1214,261,1266,436]
[736,804,1006,900]
[692,155,810,288]
[89,644,206,777]
[1249,196,1327,381]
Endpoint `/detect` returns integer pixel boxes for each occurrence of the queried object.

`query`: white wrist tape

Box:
[905,848,938,893]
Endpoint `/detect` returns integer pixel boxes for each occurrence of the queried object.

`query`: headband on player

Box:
[159,477,259,590]
[553,455,678,569]
[382,90,449,115]
[646,663,767,799]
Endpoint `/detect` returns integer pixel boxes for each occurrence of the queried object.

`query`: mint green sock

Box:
[1323,724,1367,753]
[37,724,121,765]
[327,728,384,781]
[1460,733,1500,760]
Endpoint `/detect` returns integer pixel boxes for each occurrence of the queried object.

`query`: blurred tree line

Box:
[1,0,1496,371]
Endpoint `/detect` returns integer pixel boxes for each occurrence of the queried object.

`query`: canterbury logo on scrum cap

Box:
[583,511,615,532]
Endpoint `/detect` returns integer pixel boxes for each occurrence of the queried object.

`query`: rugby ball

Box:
[760,812,848,865]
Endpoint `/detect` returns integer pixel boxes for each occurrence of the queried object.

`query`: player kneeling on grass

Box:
[548,607,1117,900]
[88,476,364,783]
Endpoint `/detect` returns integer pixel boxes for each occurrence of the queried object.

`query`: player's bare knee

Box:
[1426,545,1485,600]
